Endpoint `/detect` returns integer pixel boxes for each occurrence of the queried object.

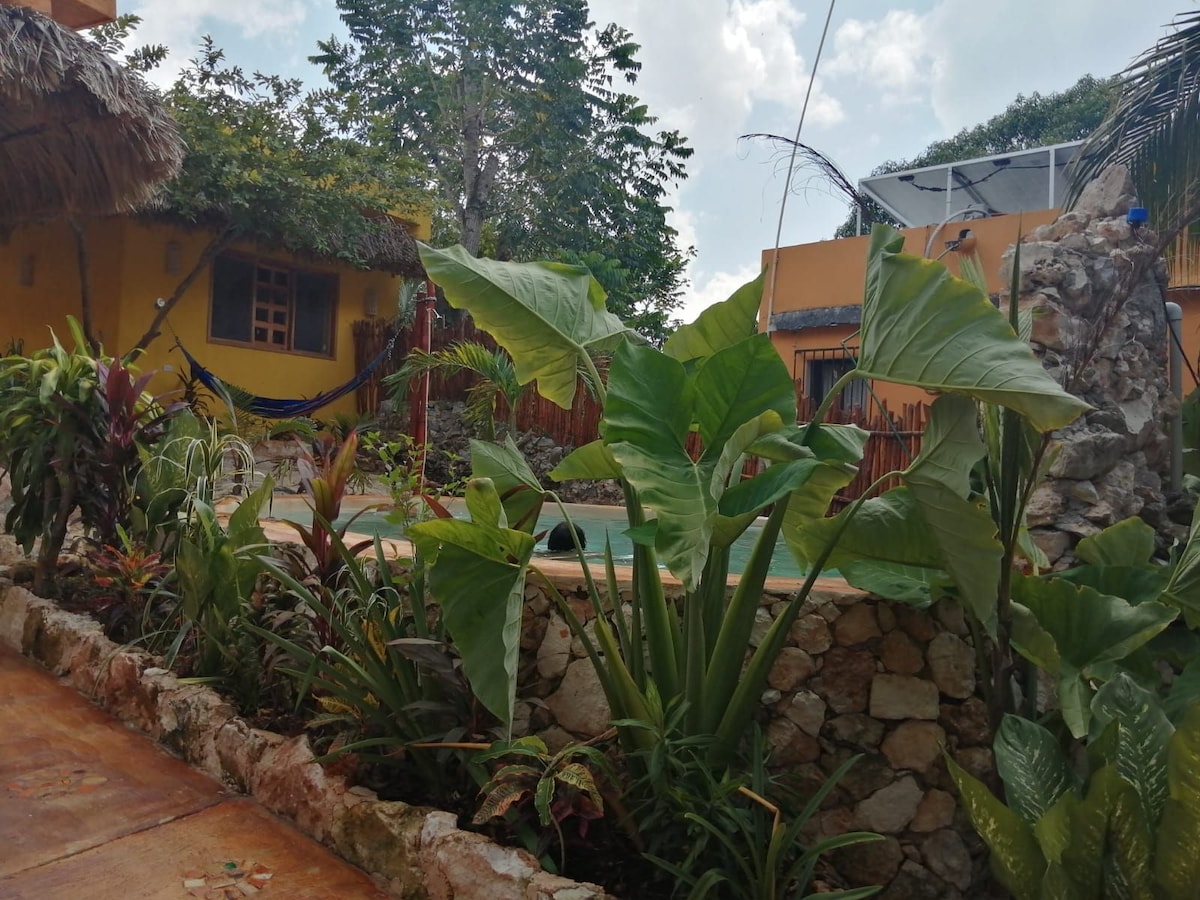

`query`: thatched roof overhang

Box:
[0,5,184,227]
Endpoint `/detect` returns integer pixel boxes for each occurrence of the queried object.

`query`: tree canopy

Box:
[834,74,1118,237]
[108,25,427,351]
[313,0,693,342]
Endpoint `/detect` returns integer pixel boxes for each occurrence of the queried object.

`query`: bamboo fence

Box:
[354,318,930,504]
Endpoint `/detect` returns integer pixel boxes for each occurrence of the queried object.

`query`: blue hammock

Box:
[176,335,399,419]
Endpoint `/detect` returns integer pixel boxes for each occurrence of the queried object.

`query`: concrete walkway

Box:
[0,647,392,899]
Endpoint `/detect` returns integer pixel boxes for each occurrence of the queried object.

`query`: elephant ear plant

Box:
[406,227,1087,774]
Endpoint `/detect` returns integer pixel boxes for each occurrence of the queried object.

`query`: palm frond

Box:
[1068,10,1200,253]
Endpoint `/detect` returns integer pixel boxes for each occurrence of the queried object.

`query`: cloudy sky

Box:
[125,0,1191,320]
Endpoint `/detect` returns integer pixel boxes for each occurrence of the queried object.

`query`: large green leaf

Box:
[694,334,796,460]
[1075,517,1157,568]
[600,342,710,590]
[1034,793,1077,865]
[1156,705,1200,899]
[548,440,622,482]
[1059,765,1112,898]
[903,393,984,498]
[1160,502,1200,627]
[947,753,1046,898]
[1106,773,1155,898]
[663,270,763,365]
[837,561,948,608]
[1012,574,1178,673]
[470,436,545,533]
[790,488,943,576]
[406,513,535,729]
[419,244,634,408]
[994,715,1077,826]
[905,483,1003,631]
[1090,674,1173,829]
[857,225,1090,432]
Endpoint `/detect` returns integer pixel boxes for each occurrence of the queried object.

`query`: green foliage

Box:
[385,341,524,440]
[473,735,614,873]
[950,684,1200,900]
[1068,11,1200,249]
[628,721,881,900]
[167,480,272,689]
[835,74,1117,237]
[315,0,692,342]
[0,321,179,594]
[412,224,1079,775]
[121,34,425,350]
[407,478,535,730]
[247,534,483,796]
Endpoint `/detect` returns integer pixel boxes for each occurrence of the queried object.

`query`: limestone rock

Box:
[790,613,833,654]
[814,647,878,714]
[766,717,821,765]
[536,612,572,680]
[910,788,957,833]
[1072,164,1136,221]
[881,721,946,773]
[940,697,992,746]
[826,713,886,749]
[869,675,939,720]
[880,860,960,900]
[834,603,882,646]
[767,646,816,691]
[855,776,923,833]
[926,634,976,699]
[895,606,938,642]
[545,659,611,737]
[833,836,904,888]
[880,630,924,675]
[922,829,973,891]
[784,689,827,736]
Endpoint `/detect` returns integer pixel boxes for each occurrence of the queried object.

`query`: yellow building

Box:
[0,214,429,417]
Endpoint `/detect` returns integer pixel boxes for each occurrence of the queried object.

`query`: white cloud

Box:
[128,0,311,88]
[825,10,932,108]
[680,262,763,324]
[590,0,843,170]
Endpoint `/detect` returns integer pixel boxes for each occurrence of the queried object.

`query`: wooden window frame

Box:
[207,252,339,359]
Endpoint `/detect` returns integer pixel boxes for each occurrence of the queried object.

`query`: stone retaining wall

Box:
[0,538,998,898]
[0,582,611,900]
[520,570,999,900]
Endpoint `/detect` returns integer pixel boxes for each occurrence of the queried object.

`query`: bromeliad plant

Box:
[404,227,1087,774]
[0,319,181,595]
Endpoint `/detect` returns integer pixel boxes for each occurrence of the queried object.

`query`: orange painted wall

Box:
[760,210,1061,413]
[0,217,408,418]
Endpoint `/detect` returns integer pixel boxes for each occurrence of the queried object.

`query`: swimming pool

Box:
[266,495,817,581]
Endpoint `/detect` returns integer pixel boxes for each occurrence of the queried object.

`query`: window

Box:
[209,254,338,356]
[796,347,868,412]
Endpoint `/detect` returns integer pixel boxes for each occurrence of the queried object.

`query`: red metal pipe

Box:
[411,279,436,487]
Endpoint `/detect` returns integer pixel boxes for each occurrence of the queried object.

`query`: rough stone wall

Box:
[1007,166,1176,565]
[521,572,1000,900]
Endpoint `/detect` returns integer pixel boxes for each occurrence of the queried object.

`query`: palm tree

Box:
[385,341,523,441]
[1068,9,1200,257]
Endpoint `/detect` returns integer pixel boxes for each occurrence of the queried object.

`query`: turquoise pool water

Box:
[269,496,817,581]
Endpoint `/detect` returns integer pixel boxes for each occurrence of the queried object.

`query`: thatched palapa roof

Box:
[0,5,184,226]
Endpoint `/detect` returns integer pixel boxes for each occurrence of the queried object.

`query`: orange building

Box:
[0,0,114,28]
[759,142,1199,416]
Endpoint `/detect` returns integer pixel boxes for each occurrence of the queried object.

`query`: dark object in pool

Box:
[547,521,587,552]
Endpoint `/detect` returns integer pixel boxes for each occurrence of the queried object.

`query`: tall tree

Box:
[130,39,425,352]
[832,74,1118,237]
[314,0,692,341]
